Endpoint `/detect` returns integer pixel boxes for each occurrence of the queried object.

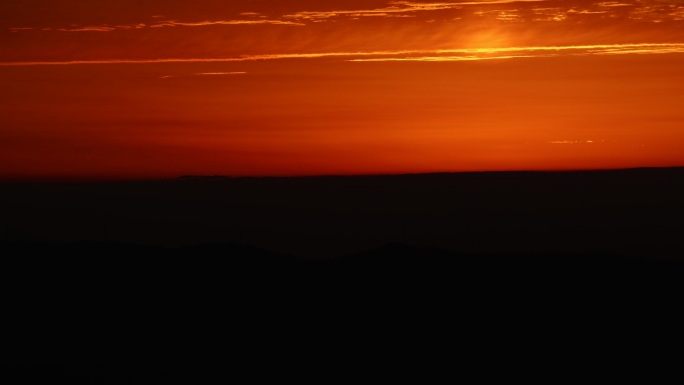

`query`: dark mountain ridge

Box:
[1,166,683,259]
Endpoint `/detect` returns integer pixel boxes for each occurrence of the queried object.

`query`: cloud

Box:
[282,1,470,21]
[276,0,684,24]
[17,18,304,34]
[7,0,684,36]
[160,72,247,78]
[270,0,565,27]
[597,2,634,7]
[3,43,684,67]
[347,42,684,61]
[56,26,117,32]
[281,1,546,21]
[350,54,542,61]
[453,0,545,4]
[194,72,247,75]
[149,19,304,28]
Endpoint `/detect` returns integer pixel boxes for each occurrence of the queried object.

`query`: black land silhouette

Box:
[2,167,683,258]
[2,168,684,376]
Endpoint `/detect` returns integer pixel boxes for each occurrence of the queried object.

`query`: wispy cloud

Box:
[281,1,545,21]
[597,2,634,7]
[194,72,247,75]
[7,0,684,36]
[150,19,304,28]
[283,2,460,21]
[347,43,684,61]
[13,18,303,34]
[3,43,684,67]
[160,72,248,78]
[9,27,34,32]
[276,0,684,24]
[454,0,545,4]
[56,26,117,32]
[549,140,598,144]
[352,54,542,61]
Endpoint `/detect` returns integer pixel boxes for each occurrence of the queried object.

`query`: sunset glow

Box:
[2,0,684,180]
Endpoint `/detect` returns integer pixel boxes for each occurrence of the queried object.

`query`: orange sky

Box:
[2,0,684,180]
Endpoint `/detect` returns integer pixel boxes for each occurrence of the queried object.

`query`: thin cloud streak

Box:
[56,27,117,32]
[159,72,247,79]
[193,72,247,75]
[284,0,547,21]
[2,43,684,66]
[6,0,684,38]
[351,54,544,61]
[453,0,546,4]
[15,19,304,34]
[348,43,684,61]
[283,2,461,20]
[150,19,304,27]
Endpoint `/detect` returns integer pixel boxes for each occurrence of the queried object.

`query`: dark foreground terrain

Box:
[2,168,684,377]
[3,241,684,365]
[2,167,684,258]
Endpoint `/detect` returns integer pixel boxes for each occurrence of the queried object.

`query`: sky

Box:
[2,0,684,180]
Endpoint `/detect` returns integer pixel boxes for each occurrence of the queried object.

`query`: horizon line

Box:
[2,165,683,183]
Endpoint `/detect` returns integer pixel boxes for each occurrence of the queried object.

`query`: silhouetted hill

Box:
[3,168,684,372]
[1,167,683,258]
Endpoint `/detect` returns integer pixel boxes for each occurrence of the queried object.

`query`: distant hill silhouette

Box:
[3,167,684,373]
[2,167,683,259]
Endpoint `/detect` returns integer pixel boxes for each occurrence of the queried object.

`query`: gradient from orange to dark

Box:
[2,0,684,180]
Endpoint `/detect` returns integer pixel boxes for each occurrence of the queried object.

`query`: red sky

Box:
[2,0,684,180]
